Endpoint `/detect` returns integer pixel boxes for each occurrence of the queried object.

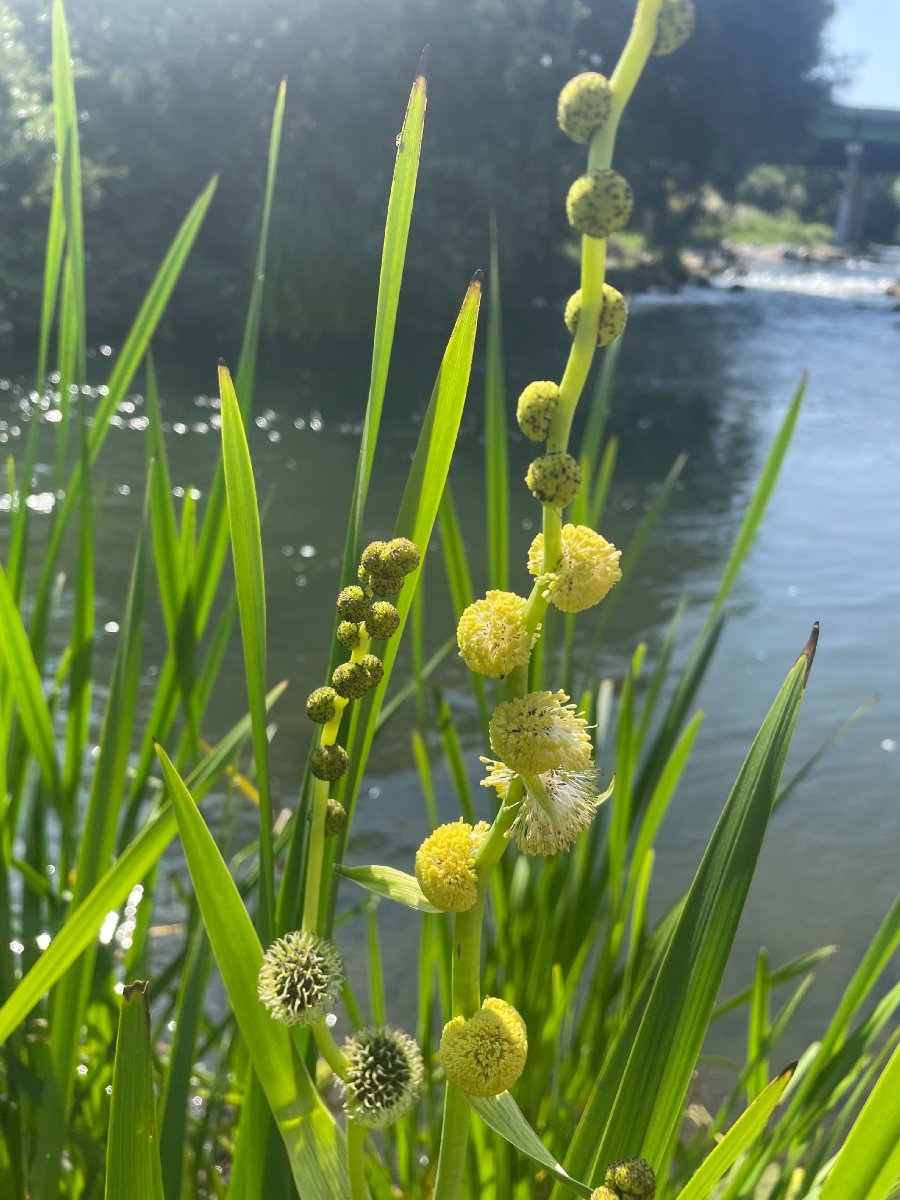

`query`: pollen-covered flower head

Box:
[440,997,527,1096]
[589,1189,619,1200]
[457,590,535,677]
[489,691,593,775]
[566,169,633,240]
[653,0,695,56]
[482,760,613,856]
[565,285,628,348]
[257,930,343,1026]
[557,72,613,144]
[528,524,622,613]
[415,819,490,911]
[605,1157,657,1199]
[341,1025,424,1128]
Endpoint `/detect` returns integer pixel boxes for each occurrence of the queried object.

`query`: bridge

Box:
[810,105,900,247]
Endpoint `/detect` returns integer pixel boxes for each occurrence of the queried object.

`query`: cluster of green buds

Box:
[591,1157,657,1200]
[305,536,420,792]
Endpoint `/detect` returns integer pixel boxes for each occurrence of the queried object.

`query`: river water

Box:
[2,253,898,1071]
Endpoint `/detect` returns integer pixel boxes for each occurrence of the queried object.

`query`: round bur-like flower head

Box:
[653,0,695,56]
[557,72,613,143]
[516,380,560,442]
[525,452,582,507]
[440,997,527,1096]
[565,285,628,348]
[341,1025,424,1128]
[367,600,400,640]
[528,524,622,613]
[337,620,363,650]
[310,743,349,782]
[490,690,593,775]
[415,819,490,912]
[457,590,534,678]
[360,541,388,574]
[590,1190,619,1200]
[332,661,373,701]
[567,169,633,240]
[336,585,371,622]
[605,1158,657,1199]
[257,930,343,1026]
[324,797,347,836]
[306,686,338,724]
[382,536,421,575]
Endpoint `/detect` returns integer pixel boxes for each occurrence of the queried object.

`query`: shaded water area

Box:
[2,256,899,1076]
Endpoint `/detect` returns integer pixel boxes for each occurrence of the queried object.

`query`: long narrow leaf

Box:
[105,982,165,1200]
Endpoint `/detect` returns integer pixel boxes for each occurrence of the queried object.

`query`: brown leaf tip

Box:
[123,980,150,1001]
[802,621,819,681]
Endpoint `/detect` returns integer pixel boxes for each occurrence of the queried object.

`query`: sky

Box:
[826,0,900,109]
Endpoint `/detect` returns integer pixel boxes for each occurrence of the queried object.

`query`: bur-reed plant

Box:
[1,1,899,1198]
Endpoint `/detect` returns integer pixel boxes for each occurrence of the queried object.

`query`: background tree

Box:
[2,0,837,344]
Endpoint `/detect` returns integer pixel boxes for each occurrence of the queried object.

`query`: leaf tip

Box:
[801,621,819,680]
[417,45,431,80]
[471,269,484,288]
[122,979,150,1002]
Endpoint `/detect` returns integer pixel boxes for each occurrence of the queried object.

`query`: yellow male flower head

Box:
[653,0,695,56]
[557,72,613,144]
[440,997,528,1096]
[565,285,628,347]
[566,168,634,240]
[415,819,490,912]
[456,590,534,677]
[525,451,582,507]
[516,380,560,442]
[605,1157,657,1199]
[528,524,622,613]
[589,1190,619,1200]
[257,930,343,1026]
[489,690,593,776]
[482,760,613,856]
[341,1025,424,1128]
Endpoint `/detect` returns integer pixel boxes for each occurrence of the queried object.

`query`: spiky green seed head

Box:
[381,536,421,575]
[336,585,371,622]
[604,1158,656,1198]
[557,72,613,144]
[525,452,582,507]
[564,285,628,347]
[516,381,560,442]
[341,1025,424,1128]
[257,930,343,1026]
[653,0,695,56]
[359,653,384,689]
[367,600,400,640]
[566,169,633,240]
[324,797,347,836]
[337,620,363,650]
[310,743,349,782]
[332,661,373,700]
[306,686,338,724]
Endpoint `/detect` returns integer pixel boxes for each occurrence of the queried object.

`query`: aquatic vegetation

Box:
[1,1,899,1199]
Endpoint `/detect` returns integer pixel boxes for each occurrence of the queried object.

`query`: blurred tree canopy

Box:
[1,0,835,344]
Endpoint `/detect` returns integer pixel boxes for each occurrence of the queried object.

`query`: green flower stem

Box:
[434,782,522,1200]
[347,1119,369,1200]
[311,1019,349,1078]
[302,703,346,930]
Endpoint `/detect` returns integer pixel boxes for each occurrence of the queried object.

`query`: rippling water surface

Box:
[2,255,898,1062]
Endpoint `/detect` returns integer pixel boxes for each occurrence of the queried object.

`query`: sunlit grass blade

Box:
[713,944,837,1021]
[105,982,165,1200]
[155,744,350,1199]
[0,684,285,1044]
[235,79,286,408]
[219,363,275,945]
[51,0,85,377]
[485,212,509,590]
[344,52,428,564]
[334,865,441,913]
[439,488,489,726]
[466,1094,591,1197]
[556,626,816,1195]
[673,1064,795,1200]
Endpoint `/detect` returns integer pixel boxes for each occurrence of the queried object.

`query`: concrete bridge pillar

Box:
[835,140,868,249]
